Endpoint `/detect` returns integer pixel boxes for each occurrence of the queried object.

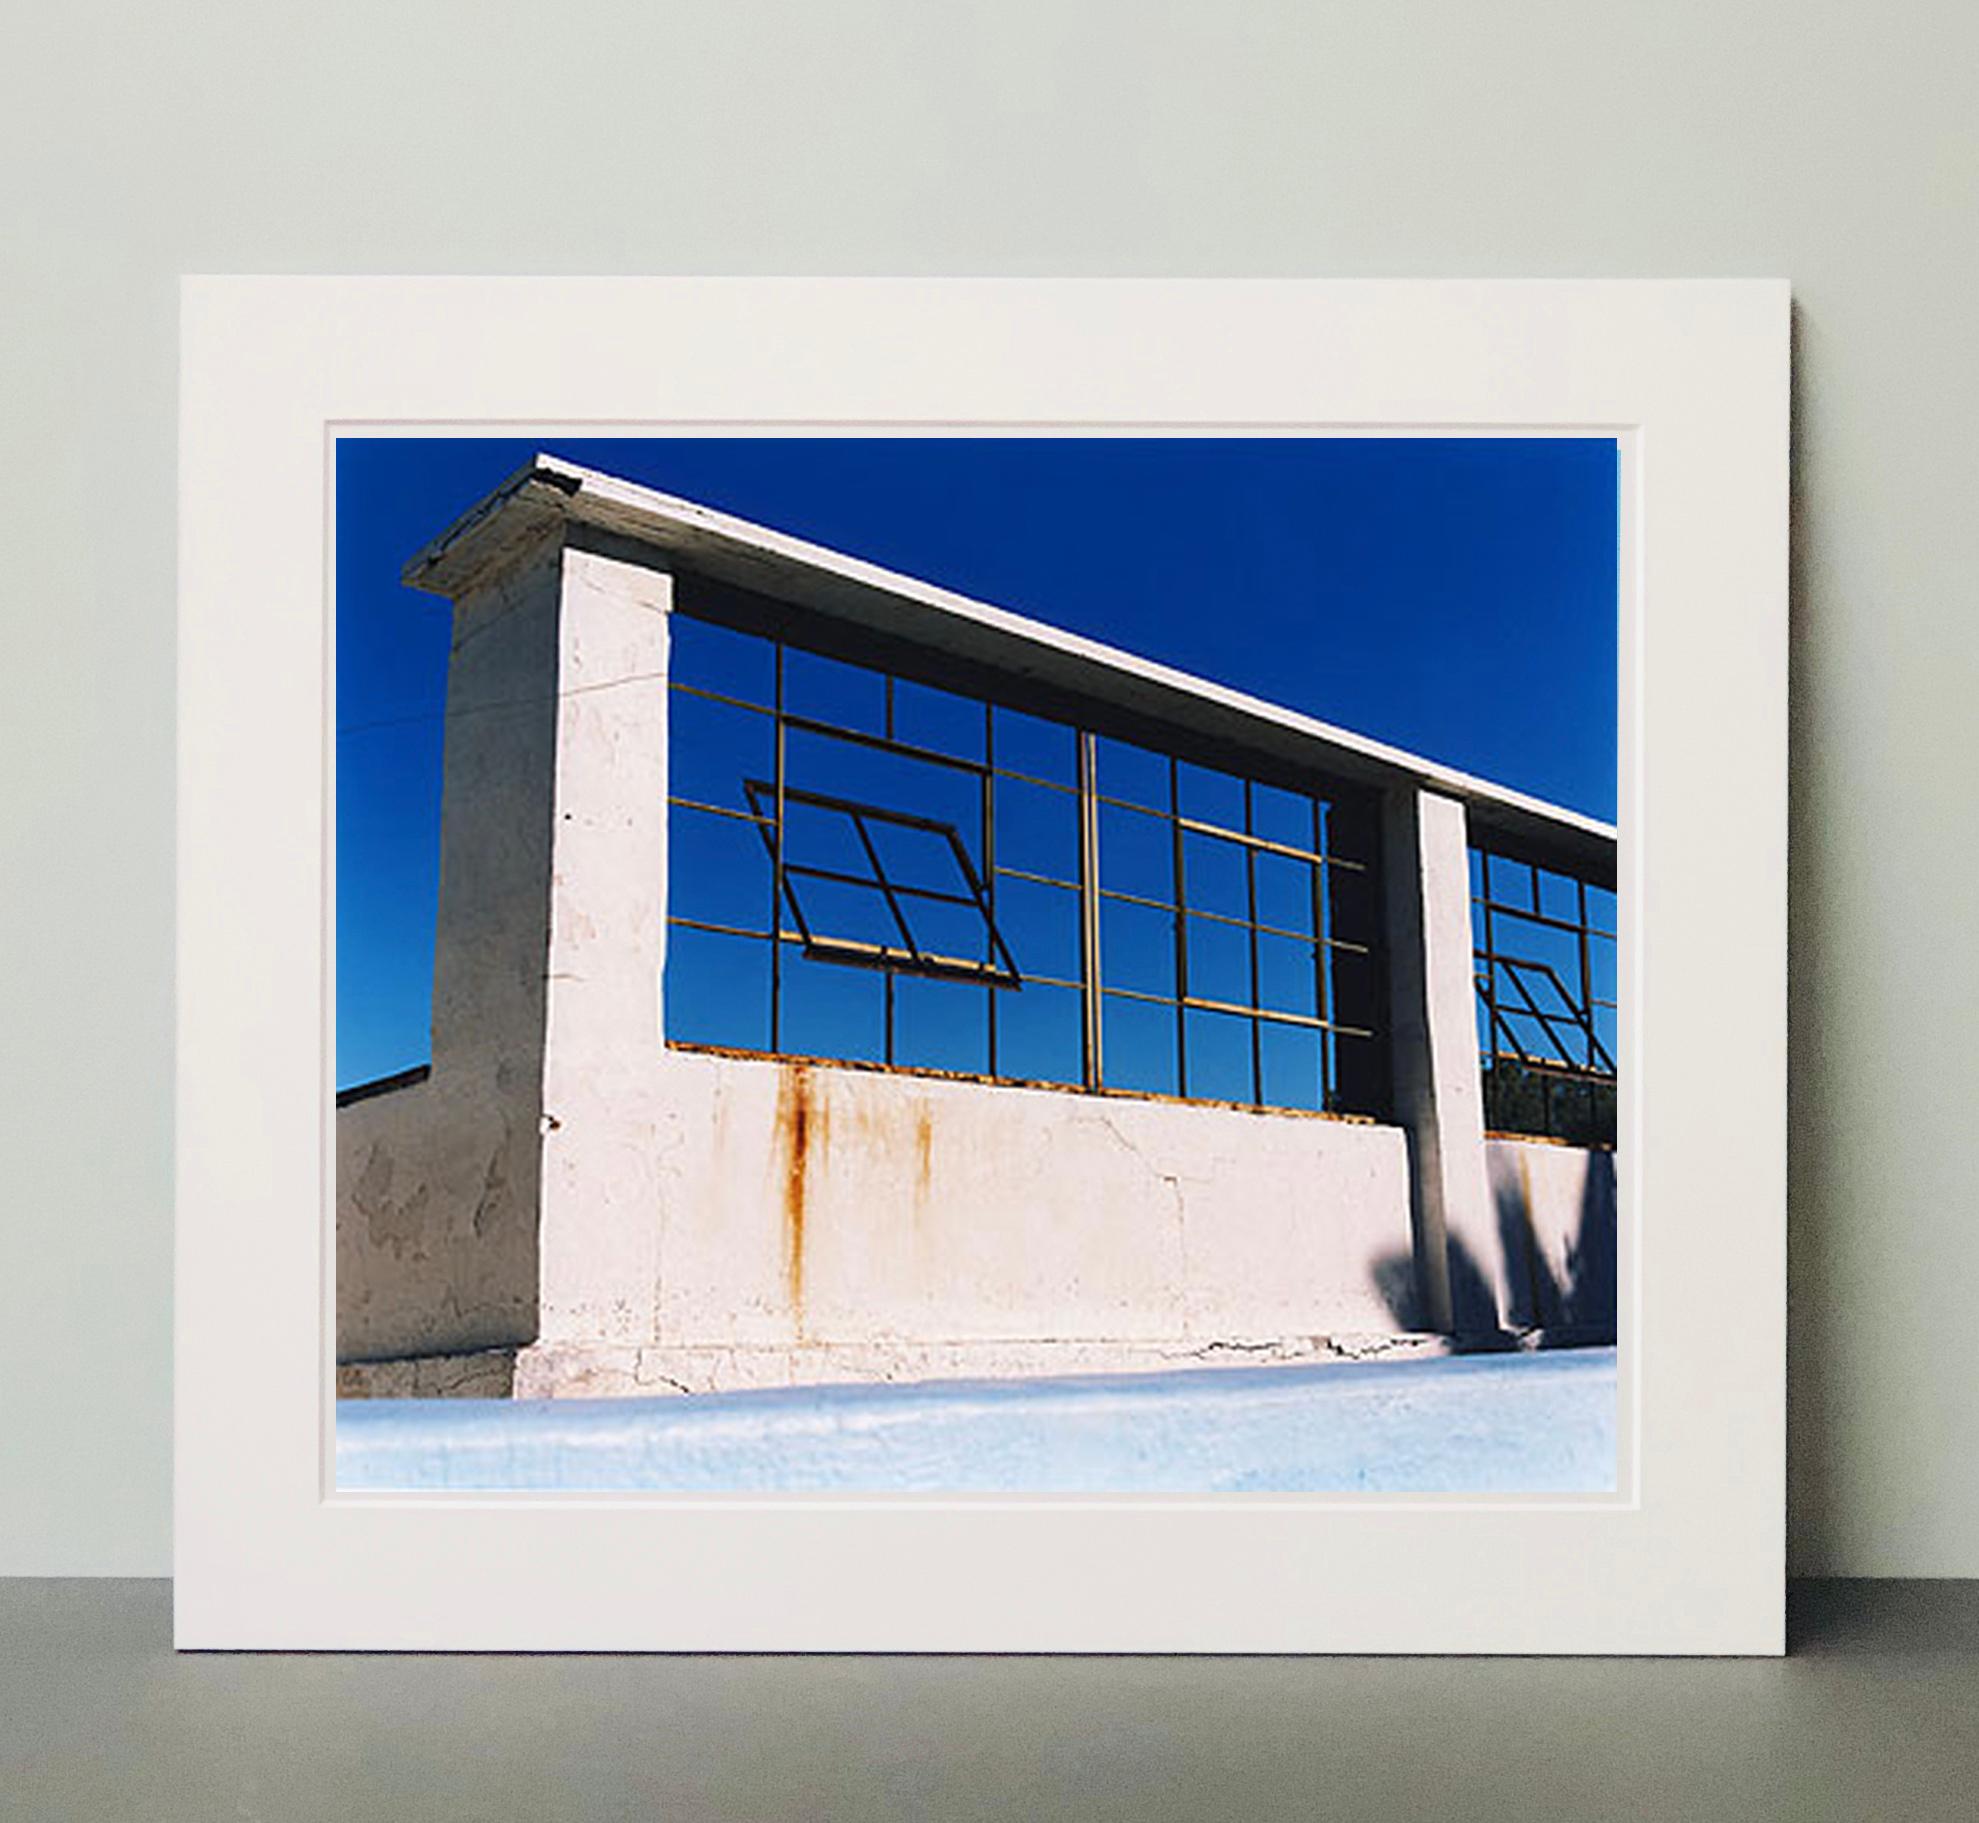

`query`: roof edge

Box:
[397,454,1617,861]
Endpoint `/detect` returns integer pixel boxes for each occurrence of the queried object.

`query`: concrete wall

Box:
[517,1049,1419,1396]
[335,1074,536,1361]
[1485,1139,1618,1336]
[338,527,1445,1396]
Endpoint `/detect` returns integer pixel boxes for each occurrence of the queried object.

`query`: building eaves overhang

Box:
[403,454,1617,878]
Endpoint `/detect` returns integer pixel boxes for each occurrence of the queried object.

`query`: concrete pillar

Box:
[427,538,565,1075]
[410,530,675,1354]
[426,538,670,1084]
[336,534,570,1364]
[1383,788,1514,1337]
[531,545,675,1345]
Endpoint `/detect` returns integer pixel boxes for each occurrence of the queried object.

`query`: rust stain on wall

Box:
[913,1102,934,1215]
[776,1064,823,1327]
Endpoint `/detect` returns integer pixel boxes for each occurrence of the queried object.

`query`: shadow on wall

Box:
[1374,1145,1617,1346]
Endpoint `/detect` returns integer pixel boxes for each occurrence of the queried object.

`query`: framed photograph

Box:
[177,277,1786,1652]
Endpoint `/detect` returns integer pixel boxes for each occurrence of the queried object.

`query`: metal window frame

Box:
[664,606,1389,1117]
[1470,841,1618,1143]
[740,778,1022,989]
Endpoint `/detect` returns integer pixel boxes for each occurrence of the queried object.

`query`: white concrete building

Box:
[336,456,1618,1400]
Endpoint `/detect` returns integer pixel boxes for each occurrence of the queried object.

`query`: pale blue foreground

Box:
[336,1347,1616,1494]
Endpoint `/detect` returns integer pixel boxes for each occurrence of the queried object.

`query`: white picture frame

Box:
[177,277,1787,1653]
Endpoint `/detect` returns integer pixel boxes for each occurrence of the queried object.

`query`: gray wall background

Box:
[0,1,1968,1578]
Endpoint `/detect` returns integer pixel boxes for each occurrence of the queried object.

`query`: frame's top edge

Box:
[399,452,1616,854]
[185,273,1792,291]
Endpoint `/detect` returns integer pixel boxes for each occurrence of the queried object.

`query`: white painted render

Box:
[514,1048,1418,1397]
[336,464,1619,1396]
[1486,1138,1619,1335]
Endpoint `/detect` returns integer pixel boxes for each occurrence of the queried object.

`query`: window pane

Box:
[1501,920,1582,999]
[1099,801,1173,903]
[1492,856,1538,913]
[993,775,1079,883]
[1186,914,1252,1007]
[779,946,885,1063]
[1103,993,1178,1096]
[1184,1008,1254,1104]
[1539,868,1583,924]
[783,646,886,734]
[893,678,985,762]
[789,875,901,949]
[902,895,992,968]
[1180,829,1247,919]
[994,876,1080,982]
[1176,761,1244,829]
[668,614,775,706]
[1095,737,1168,811]
[664,925,770,1049]
[1555,1080,1616,1148]
[1499,1009,1558,1062]
[787,727,979,836]
[1250,783,1311,850]
[668,804,770,932]
[1593,1003,1618,1064]
[1259,1021,1323,1112]
[1257,932,1319,1019]
[668,690,772,814]
[1588,935,1618,1004]
[866,818,968,895]
[1254,851,1316,935]
[895,975,990,1075]
[781,798,873,878]
[995,981,1082,1086]
[992,706,1076,784]
[1483,1059,1550,1133]
[1100,896,1177,999]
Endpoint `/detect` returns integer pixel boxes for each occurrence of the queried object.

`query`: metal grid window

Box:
[664,601,1389,1117]
[1470,841,1617,1146]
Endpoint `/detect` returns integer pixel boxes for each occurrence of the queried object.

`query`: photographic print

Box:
[332,433,1620,1496]
[177,277,1785,1651]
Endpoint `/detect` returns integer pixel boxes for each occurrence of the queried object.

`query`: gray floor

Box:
[3,1581,1975,1821]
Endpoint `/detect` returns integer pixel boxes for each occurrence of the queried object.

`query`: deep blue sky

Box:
[337,436,1616,1088]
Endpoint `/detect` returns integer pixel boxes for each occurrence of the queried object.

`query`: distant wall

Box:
[335,1072,539,1361]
